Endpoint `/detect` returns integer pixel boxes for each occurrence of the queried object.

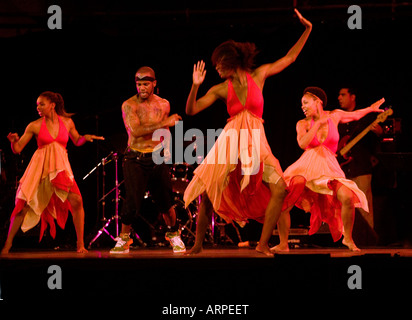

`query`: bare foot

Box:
[77,244,88,253]
[186,245,203,255]
[342,238,361,252]
[270,244,289,253]
[1,246,10,255]
[255,244,274,257]
[1,241,12,255]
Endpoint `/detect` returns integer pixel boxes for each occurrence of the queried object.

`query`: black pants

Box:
[121,148,173,226]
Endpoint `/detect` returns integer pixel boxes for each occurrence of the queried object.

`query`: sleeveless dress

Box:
[10,116,81,241]
[184,73,283,224]
[282,117,369,241]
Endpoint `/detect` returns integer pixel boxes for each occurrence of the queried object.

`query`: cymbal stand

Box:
[87,152,122,248]
[83,150,113,223]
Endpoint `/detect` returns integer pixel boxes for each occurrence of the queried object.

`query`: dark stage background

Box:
[1,1,411,247]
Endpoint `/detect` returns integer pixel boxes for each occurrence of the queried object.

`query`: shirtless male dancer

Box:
[110,66,185,253]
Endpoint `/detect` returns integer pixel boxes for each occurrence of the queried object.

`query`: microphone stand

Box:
[85,152,123,248]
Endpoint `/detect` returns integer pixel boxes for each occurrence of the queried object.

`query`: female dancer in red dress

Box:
[272,87,384,252]
[1,91,104,254]
[184,9,312,256]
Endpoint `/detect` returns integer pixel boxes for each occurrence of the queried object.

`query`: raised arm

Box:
[256,9,312,81]
[335,98,385,124]
[7,122,36,154]
[186,60,220,116]
[67,118,104,146]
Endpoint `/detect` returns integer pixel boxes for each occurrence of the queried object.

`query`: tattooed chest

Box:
[137,106,164,123]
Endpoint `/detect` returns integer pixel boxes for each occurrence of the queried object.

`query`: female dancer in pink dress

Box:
[272,87,385,252]
[184,9,312,256]
[1,91,104,254]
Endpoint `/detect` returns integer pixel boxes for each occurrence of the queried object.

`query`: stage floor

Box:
[1,247,412,312]
[2,246,412,259]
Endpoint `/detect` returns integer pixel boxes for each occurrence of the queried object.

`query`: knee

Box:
[69,194,83,211]
[16,205,30,217]
[340,194,355,210]
[272,178,287,199]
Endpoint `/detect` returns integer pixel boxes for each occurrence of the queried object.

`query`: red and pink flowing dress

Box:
[10,116,81,240]
[282,117,369,241]
[184,73,283,224]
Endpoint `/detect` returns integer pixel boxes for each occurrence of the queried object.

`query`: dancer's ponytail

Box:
[39,91,74,117]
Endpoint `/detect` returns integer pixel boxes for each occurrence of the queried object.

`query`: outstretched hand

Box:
[83,134,105,142]
[294,8,312,29]
[369,98,385,113]
[164,113,182,127]
[193,60,206,86]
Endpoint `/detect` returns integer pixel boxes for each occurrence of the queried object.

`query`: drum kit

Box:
[85,151,222,249]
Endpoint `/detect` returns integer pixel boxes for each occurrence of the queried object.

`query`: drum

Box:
[170,163,193,195]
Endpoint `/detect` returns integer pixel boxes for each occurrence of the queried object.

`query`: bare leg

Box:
[271,211,291,252]
[336,184,360,252]
[1,205,29,254]
[351,174,374,229]
[67,193,88,253]
[187,193,213,255]
[270,175,306,252]
[256,178,287,256]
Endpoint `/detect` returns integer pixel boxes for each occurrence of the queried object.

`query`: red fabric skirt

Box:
[11,171,81,241]
[11,142,81,241]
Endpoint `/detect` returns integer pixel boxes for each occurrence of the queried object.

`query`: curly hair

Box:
[39,91,74,117]
[211,40,259,71]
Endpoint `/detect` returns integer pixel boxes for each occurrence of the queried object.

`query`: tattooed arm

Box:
[122,101,181,139]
